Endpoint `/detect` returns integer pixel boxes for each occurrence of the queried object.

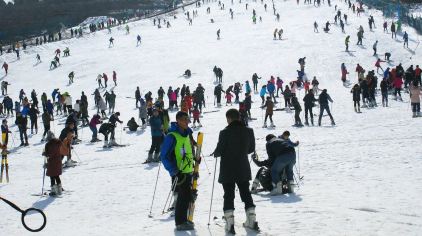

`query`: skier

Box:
[217,29,221,40]
[251,132,298,195]
[318,89,335,126]
[252,73,259,92]
[375,58,385,73]
[44,135,70,196]
[145,108,163,163]
[135,87,141,108]
[351,84,361,113]
[36,54,41,63]
[259,85,267,105]
[191,107,201,128]
[28,104,39,134]
[283,85,292,111]
[109,37,114,47]
[59,122,76,167]
[403,31,409,48]
[15,112,29,146]
[102,73,108,88]
[314,21,318,33]
[345,35,350,51]
[184,69,191,77]
[323,21,330,32]
[373,40,378,56]
[138,99,148,128]
[1,81,9,96]
[391,22,396,39]
[97,74,104,88]
[68,71,75,84]
[291,96,303,127]
[108,112,123,146]
[2,62,8,75]
[383,21,388,32]
[302,90,316,125]
[410,81,421,117]
[380,79,389,107]
[161,111,196,231]
[126,117,139,131]
[89,114,102,142]
[113,71,117,86]
[63,47,70,57]
[214,84,224,107]
[137,35,142,46]
[267,80,276,103]
[212,109,259,234]
[261,96,274,128]
[341,63,349,84]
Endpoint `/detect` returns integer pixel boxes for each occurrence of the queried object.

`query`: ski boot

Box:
[243,207,259,231]
[153,153,160,162]
[331,120,336,126]
[103,140,109,148]
[270,122,275,128]
[109,138,118,146]
[57,183,63,195]
[198,122,202,127]
[262,122,267,128]
[250,178,260,194]
[270,181,283,195]
[144,153,154,163]
[49,185,59,196]
[286,180,296,194]
[224,210,236,234]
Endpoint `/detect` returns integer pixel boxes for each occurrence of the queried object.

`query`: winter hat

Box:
[282,130,290,137]
[265,134,276,142]
[115,112,120,116]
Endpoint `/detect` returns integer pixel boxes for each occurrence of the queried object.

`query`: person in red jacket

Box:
[393,76,403,101]
[191,107,201,128]
[375,58,385,73]
[2,62,8,75]
[55,48,61,57]
[355,63,364,80]
[102,73,108,88]
[341,63,349,83]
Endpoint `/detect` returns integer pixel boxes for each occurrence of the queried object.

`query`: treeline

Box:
[0,0,173,42]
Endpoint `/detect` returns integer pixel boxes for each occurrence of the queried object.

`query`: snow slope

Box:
[1,0,422,235]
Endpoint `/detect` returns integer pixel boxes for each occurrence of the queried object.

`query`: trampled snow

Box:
[0,0,421,235]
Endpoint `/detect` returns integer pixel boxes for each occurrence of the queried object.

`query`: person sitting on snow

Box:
[126,117,139,131]
[184,69,192,77]
[251,132,298,195]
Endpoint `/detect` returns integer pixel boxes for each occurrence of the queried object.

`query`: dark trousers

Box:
[18,126,28,144]
[50,176,61,186]
[353,100,360,108]
[43,124,50,137]
[318,104,334,124]
[264,114,273,123]
[304,106,313,124]
[412,103,420,113]
[149,136,162,154]
[174,173,192,225]
[30,118,38,133]
[222,181,255,212]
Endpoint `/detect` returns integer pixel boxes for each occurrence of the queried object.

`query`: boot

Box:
[262,122,267,128]
[250,178,260,194]
[286,180,296,193]
[153,153,160,162]
[224,210,236,234]
[270,181,283,195]
[109,138,118,146]
[103,140,109,148]
[57,183,63,195]
[176,222,194,231]
[145,153,154,163]
[270,122,275,127]
[243,207,259,231]
[49,185,58,196]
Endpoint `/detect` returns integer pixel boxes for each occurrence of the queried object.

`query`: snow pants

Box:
[149,136,163,154]
[318,104,334,124]
[173,173,192,225]
[412,103,420,113]
[271,153,296,184]
[222,181,255,212]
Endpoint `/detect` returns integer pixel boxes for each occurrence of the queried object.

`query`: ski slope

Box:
[1,0,422,235]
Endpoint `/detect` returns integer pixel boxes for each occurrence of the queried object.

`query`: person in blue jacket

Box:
[259,85,267,105]
[161,111,197,231]
[266,81,276,103]
[244,81,251,94]
[145,108,163,163]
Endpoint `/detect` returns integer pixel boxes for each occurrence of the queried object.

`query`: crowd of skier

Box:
[0,0,421,234]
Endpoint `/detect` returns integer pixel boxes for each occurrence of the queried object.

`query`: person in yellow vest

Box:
[161,111,196,231]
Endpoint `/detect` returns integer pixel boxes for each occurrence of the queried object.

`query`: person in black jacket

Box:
[15,112,28,146]
[351,84,361,113]
[303,90,317,125]
[214,84,224,107]
[251,132,298,195]
[212,109,258,234]
[291,96,303,127]
[318,89,335,126]
[28,104,40,134]
[380,79,389,107]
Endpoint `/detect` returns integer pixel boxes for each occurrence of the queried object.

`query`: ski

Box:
[1,152,9,183]
[187,132,204,222]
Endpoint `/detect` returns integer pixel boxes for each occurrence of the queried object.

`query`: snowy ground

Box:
[1,0,422,235]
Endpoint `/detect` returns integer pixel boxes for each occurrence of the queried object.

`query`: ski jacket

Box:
[46,101,54,113]
[161,122,194,176]
[245,83,251,94]
[89,115,102,129]
[260,87,267,97]
[410,84,421,103]
[138,101,148,119]
[292,97,302,112]
[262,100,274,115]
[351,86,361,101]
[393,77,403,89]
[127,119,139,131]
[318,92,333,105]
[267,82,275,93]
[213,120,255,183]
[42,112,51,126]
[149,115,163,137]
[192,110,200,119]
[254,137,295,168]
[276,79,283,88]
[303,93,317,107]
[45,138,68,177]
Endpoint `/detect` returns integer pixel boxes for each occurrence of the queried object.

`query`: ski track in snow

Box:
[1,0,422,235]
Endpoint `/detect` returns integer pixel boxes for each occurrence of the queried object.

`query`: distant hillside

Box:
[0,0,175,42]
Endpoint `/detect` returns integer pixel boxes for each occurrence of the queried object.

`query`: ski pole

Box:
[148,162,161,218]
[297,146,301,179]
[207,157,218,226]
[72,148,82,163]
[162,176,178,214]
[41,157,47,195]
